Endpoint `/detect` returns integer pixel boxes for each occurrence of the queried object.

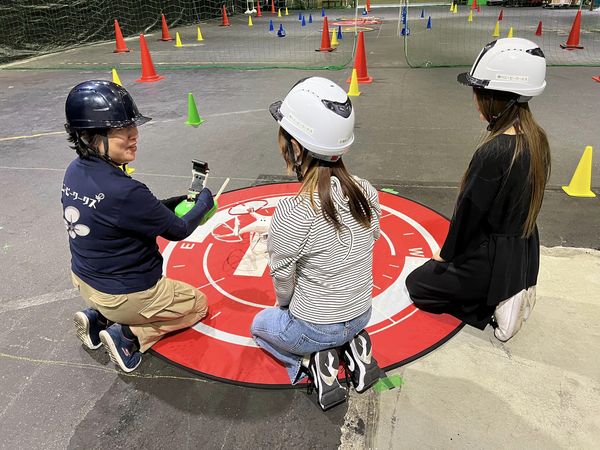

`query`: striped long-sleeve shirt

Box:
[267,176,381,324]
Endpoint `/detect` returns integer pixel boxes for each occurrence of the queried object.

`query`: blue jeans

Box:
[250,307,372,384]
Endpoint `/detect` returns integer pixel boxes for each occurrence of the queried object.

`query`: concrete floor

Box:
[0,10,599,450]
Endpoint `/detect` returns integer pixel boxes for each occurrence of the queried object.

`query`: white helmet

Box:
[269,77,354,162]
[458,38,546,99]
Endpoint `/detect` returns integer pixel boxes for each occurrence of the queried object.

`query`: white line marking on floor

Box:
[0,288,78,314]
[172,264,186,268]
[0,131,65,142]
[209,312,222,320]
[198,277,224,289]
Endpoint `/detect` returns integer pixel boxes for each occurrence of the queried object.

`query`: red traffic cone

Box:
[221,5,231,26]
[316,16,335,52]
[346,31,373,84]
[257,1,262,17]
[471,0,478,10]
[159,14,174,41]
[271,0,276,14]
[366,0,371,13]
[561,10,584,50]
[136,34,164,83]
[477,5,481,12]
[498,10,504,21]
[113,19,130,53]
[535,21,543,36]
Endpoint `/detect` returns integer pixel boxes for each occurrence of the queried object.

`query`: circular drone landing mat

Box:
[152,183,463,388]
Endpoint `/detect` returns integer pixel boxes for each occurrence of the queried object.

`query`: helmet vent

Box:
[321,98,352,119]
[526,47,545,58]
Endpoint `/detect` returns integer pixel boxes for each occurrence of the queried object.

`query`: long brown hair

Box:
[278,127,372,229]
[464,88,550,237]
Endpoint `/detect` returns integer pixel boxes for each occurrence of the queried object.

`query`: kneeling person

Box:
[63,81,214,372]
[250,78,381,410]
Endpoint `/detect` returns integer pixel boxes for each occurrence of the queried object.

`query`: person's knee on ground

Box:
[189,288,208,321]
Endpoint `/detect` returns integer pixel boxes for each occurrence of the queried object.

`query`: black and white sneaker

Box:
[342,330,380,393]
[308,349,347,411]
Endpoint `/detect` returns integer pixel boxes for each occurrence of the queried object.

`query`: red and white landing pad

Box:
[152,183,463,387]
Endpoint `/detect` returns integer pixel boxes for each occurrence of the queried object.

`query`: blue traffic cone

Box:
[269,19,274,32]
[309,14,313,24]
[421,9,425,19]
[337,25,343,40]
[299,12,302,20]
[362,8,367,15]
[401,26,410,36]
[302,16,306,26]
[277,23,286,37]
[427,16,432,29]
[321,7,325,17]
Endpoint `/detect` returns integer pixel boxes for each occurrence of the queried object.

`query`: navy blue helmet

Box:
[65,80,151,132]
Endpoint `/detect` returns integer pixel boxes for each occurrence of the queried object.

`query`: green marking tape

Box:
[373,375,404,393]
[381,187,399,195]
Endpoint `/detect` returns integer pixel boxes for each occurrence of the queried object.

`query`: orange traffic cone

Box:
[592,75,600,82]
[316,16,335,52]
[257,1,262,17]
[346,31,372,83]
[471,0,478,10]
[159,14,174,41]
[221,5,231,26]
[135,34,164,83]
[535,21,543,36]
[113,20,130,53]
[561,10,584,49]
[271,0,276,14]
[366,0,371,13]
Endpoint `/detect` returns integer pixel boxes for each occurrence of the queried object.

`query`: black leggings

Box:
[406,243,494,330]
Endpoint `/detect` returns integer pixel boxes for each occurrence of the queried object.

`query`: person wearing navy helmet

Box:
[407,39,551,342]
[63,80,214,372]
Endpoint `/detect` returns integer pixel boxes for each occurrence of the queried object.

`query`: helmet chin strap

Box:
[286,139,304,182]
[77,130,123,169]
[487,98,517,131]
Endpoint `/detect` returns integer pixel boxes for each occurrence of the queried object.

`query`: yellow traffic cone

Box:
[562,146,596,198]
[278,8,282,17]
[112,68,122,86]
[197,26,204,41]
[285,7,289,16]
[175,32,183,47]
[493,21,500,38]
[248,15,253,27]
[468,11,473,23]
[507,27,514,38]
[450,2,454,12]
[348,68,361,97]
[453,4,458,13]
[331,29,339,46]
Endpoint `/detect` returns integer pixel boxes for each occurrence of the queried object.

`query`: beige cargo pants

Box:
[71,272,208,352]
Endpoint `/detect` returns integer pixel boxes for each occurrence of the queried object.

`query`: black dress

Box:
[406,134,540,329]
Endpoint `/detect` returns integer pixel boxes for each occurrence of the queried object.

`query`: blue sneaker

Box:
[99,324,142,373]
[73,308,106,350]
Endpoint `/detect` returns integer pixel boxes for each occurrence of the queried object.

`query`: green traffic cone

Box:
[185,92,204,126]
